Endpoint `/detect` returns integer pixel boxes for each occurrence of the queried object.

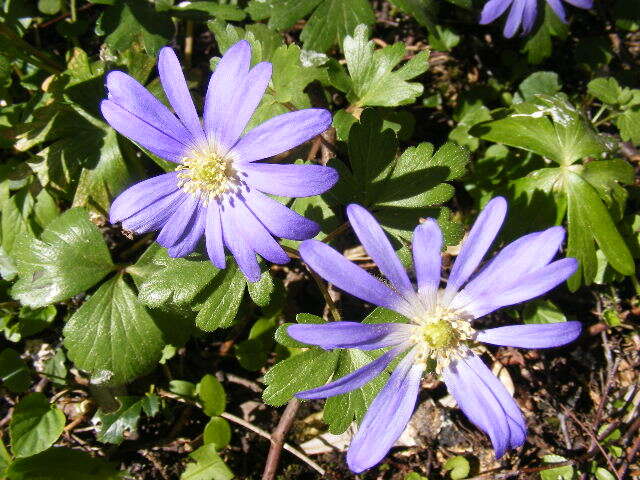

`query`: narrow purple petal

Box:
[231,109,332,163]
[106,71,191,148]
[562,0,592,9]
[121,190,188,233]
[476,321,582,349]
[220,198,261,282]
[546,0,567,21]
[480,0,514,24]
[454,226,565,309]
[298,240,417,318]
[347,204,415,297]
[100,100,187,163]
[521,0,538,33]
[243,189,319,241]
[167,202,206,258]
[110,172,180,224]
[412,219,442,304]
[157,195,200,249]
[287,322,413,350]
[204,41,272,150]
[296,346,405,400]
[232,197,289,265]
[158,47,206,147]
[443,197,507,304]
[205,203,226,269]
[504,0,526,38]
[239,163,338,197]
[443,352,526,458]
[346,349,423,473]
[463,258,578,318]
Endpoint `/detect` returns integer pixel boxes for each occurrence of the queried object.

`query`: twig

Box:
[305,265,341,322]
[220,412,325,476]
[617,432,640,479]
[262,399,300,480]
[321,222,348,245]
[590,357,620,452]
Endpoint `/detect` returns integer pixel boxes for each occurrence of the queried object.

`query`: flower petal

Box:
[504,0,526,38]
[476,321,582,349]
[299,240,417,318]
[443,352,526,458]
[121,190,188,233]
[232,197,289,265]
[480,0,514,24]
[106,71,191,148]
[412,219,443,306]
[232,109,332,163]
[563,0,592,9]
[239,163,338,197]
[157,195,200,249]
[220,198,261,282]
[453,226,565,309]
[205,202,226,269]
[346,349,423,473]
[347,204,415,298]
[204,41,272,150]
[287,321,413,350]
[110,172,180,224]
[443,197,507,304]
[158,47,206,146]
[521,0,538,33]
[243,189,320,241]
[167,201,206,258]
[296,346,406,400]
[546,0,567,21]
[463,258,578,318]
[100,100,187,163]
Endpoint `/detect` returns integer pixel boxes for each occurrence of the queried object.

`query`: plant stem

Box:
[70,0,77,22]
[0,23,64,73]
[592,104,607,123]
[262,399,300,480]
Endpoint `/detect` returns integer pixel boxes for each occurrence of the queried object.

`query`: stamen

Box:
[410,303,474,373]
[176,147,240,204]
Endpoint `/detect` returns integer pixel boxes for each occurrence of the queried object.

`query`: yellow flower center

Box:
[176,147,239,203]
[411,304,474,372]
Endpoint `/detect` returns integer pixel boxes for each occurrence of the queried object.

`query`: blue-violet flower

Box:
[288,197,581,473]
[480,0,593,38]
[101,41,337,281]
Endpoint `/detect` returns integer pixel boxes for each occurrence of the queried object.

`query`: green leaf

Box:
[616,107,640,144]
[235,316,277,371]
[170,2,245,21]
[203,417,231,450]
[594,468,616,480]
[323,349,388,434]
[195,263,246,332]
[247,270,283,309]
[1,190,34,259]
[0,348,31,393]
[42,347,67,386]
[388,0,437,30]
[37,0,62,15]
[94,395,158,445]
[566,171,634,289]
[6,447,122,480]
[10,208,113,308]
[198,375,226,417]
[521,3,568,65]
[343,25,429,107]
[523,300,567,324]
[588,78,623,106]
[540,454,574,480]
[169,380,197,398]
[10,393,65,458]
[263,349,340,406]
[63,275,165,385]
[517,72,561,102]
[0,435,11,477]
[129,244,220,308]
[471,95,606,166]
[301,0,375,52]
[96,0,174,55]
[274,313,325,348]
[443,455,470,480]
[181,444,233,480]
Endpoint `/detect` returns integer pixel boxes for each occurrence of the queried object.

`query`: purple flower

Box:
[480,0,593,38]
[288,197,581,473]
[101,41,337,281]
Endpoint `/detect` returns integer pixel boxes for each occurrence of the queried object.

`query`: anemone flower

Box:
[288,197,581,473]
[480,0,593,38]
[101,41,337,281]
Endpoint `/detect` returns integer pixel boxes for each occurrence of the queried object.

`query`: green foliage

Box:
[198,374,226,417]
[63,275,164,385]
[443,455,470,479]
[93,394,159,444]
[10,393,65,458]
[540,455,575,480]
[0,348,31,392]
[181,444,234,480]
[203,417,232,450]
[10,208,113,308]
[523,299,567,324]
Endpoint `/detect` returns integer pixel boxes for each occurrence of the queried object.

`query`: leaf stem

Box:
[70,0,77,23]
[0,23,64,73]
[591,104,607,124]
